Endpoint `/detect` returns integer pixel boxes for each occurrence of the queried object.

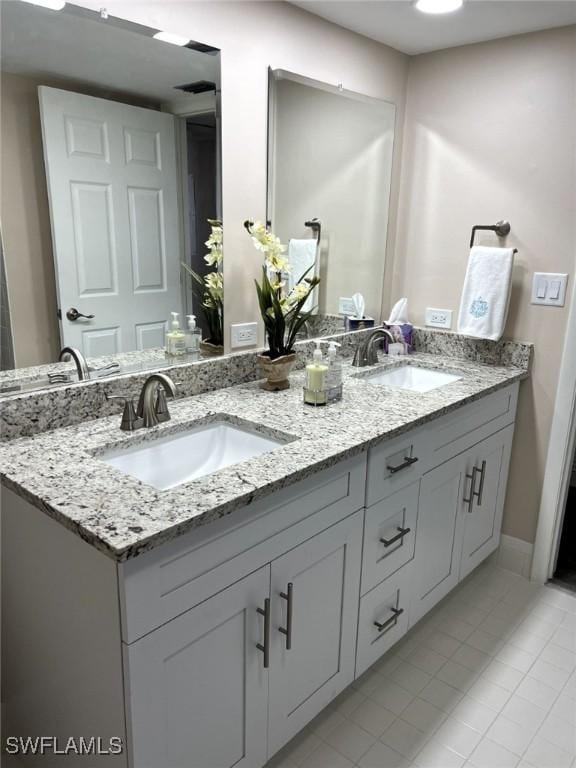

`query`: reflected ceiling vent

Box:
[185,41,220,55]
[174,81,216,94]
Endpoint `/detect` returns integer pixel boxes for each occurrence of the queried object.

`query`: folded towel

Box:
[457,246,515,341]
[288,238,318,313]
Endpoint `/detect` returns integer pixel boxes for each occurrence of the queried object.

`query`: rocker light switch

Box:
[531,272,568,307]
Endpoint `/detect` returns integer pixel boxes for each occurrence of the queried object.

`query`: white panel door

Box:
[125,565,270,768]
[410,454,466,626]
[39,86,182,355]
[267,511,362,756]
[460,426,514,580]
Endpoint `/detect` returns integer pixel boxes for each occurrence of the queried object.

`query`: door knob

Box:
[66,307,95,321]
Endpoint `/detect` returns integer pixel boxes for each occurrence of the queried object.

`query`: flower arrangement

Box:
[244,220,320,360]
[181,219,224,348]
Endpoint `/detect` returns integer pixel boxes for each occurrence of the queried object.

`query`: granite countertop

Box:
[0,353,529,562]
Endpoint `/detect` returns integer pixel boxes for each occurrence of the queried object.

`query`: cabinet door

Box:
[125,566,270,768]
[410,455,466,627]
[267,511,362,755]
[460,425,514,580]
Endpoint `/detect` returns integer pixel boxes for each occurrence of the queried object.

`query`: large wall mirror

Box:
[0,1,222,392]
[267,69,396,336]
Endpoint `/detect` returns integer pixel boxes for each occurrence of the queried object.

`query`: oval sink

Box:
[102,419,289,490]
[359,365,462,393]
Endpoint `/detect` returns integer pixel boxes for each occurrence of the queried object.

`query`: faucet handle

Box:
[105,393,142,431]
[155,388,171,423]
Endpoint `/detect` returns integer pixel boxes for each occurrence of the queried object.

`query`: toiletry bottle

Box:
[326,341,342,390]
[185,314,202,353]
[166,312,186,356]
[304,340,328,405]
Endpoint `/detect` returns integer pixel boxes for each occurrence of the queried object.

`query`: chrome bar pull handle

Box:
[256,598,270,669]
[380,526,411,548]
[374,607,404,634]
[464,467,479,513]
[475,460,487,506]
[279,582,294,650]
[386,456,419,474]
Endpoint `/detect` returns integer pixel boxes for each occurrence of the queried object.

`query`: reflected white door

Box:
[39,86,182,356]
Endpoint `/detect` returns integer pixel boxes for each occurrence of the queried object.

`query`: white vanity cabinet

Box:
[1,382,521,768]
[126,566,270,768]
[121,458,365,768]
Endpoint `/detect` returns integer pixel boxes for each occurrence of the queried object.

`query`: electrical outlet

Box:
[339,297,356,315]
[425,308,453,329]
[231,322,258,348]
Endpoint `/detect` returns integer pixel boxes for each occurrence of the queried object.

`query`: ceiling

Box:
[0,1,220,104]
[290,0,576,55]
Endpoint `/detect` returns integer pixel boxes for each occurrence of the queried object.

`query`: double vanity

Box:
[0,332,530,768]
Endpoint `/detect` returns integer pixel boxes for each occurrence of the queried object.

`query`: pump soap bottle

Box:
[185,314,202,353]
[304,340,329,405]
[166,312,186,356]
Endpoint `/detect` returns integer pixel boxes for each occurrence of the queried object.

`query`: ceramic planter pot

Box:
[257,352,297,391]
[199,340,224,357]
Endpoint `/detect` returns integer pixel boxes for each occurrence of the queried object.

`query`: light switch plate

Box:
[531,273,569,306]
[425,307,453,329]
[230,322,258,348]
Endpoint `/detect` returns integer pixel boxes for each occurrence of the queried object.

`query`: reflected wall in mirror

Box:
[267,69,396,337]
[0,1,222,385]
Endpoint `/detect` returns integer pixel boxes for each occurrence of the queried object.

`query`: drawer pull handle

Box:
[374,607,404,633]
[380,526,411,548]
[256,598,270,668]
[475,460,487,506]
[279,582,293,650]
[463,467,479,513]
[387,456,419,474]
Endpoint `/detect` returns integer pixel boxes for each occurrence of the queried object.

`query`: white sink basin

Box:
[102,420,287,490]
[360,365,462,393]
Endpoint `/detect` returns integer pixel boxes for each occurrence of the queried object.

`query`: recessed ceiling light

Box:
[19,0,66,9]
[153,31,190,46]
[415,0,463,13]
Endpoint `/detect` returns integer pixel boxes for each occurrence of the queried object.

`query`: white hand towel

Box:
[457,246,514,341]
[288,238,318,313]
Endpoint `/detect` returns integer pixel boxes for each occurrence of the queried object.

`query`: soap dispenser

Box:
[326,341,343,401]
[304,340,329,406]
[166,312,186,356]
[185,314,202,353]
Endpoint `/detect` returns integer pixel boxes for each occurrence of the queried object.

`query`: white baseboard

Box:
[497,534,534,579]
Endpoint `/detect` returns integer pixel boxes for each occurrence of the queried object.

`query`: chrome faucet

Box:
[352,328,396,367]
[136,373,177,428]
[106,373,177,431]
[59,346,90,380]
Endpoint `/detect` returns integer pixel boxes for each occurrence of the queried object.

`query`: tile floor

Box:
[267,560,576,768]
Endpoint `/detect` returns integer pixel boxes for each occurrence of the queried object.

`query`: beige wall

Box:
[393,26,576,544]
[77,0,409,350]
[1,72,61,366]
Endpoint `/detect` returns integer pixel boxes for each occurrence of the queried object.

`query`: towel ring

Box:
[470,220,514,248]
[304,218,321,246]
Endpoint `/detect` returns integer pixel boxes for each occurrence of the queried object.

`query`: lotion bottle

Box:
[166,312,186,356]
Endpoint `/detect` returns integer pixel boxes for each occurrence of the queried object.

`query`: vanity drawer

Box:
[428,382,519,466]
[362,482,419,596]
[119,454,366,643]
[356,564,412,678]
[366,429,427,506]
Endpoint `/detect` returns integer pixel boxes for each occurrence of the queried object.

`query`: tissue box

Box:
[384,323,414,353]
[345,316,375,332]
